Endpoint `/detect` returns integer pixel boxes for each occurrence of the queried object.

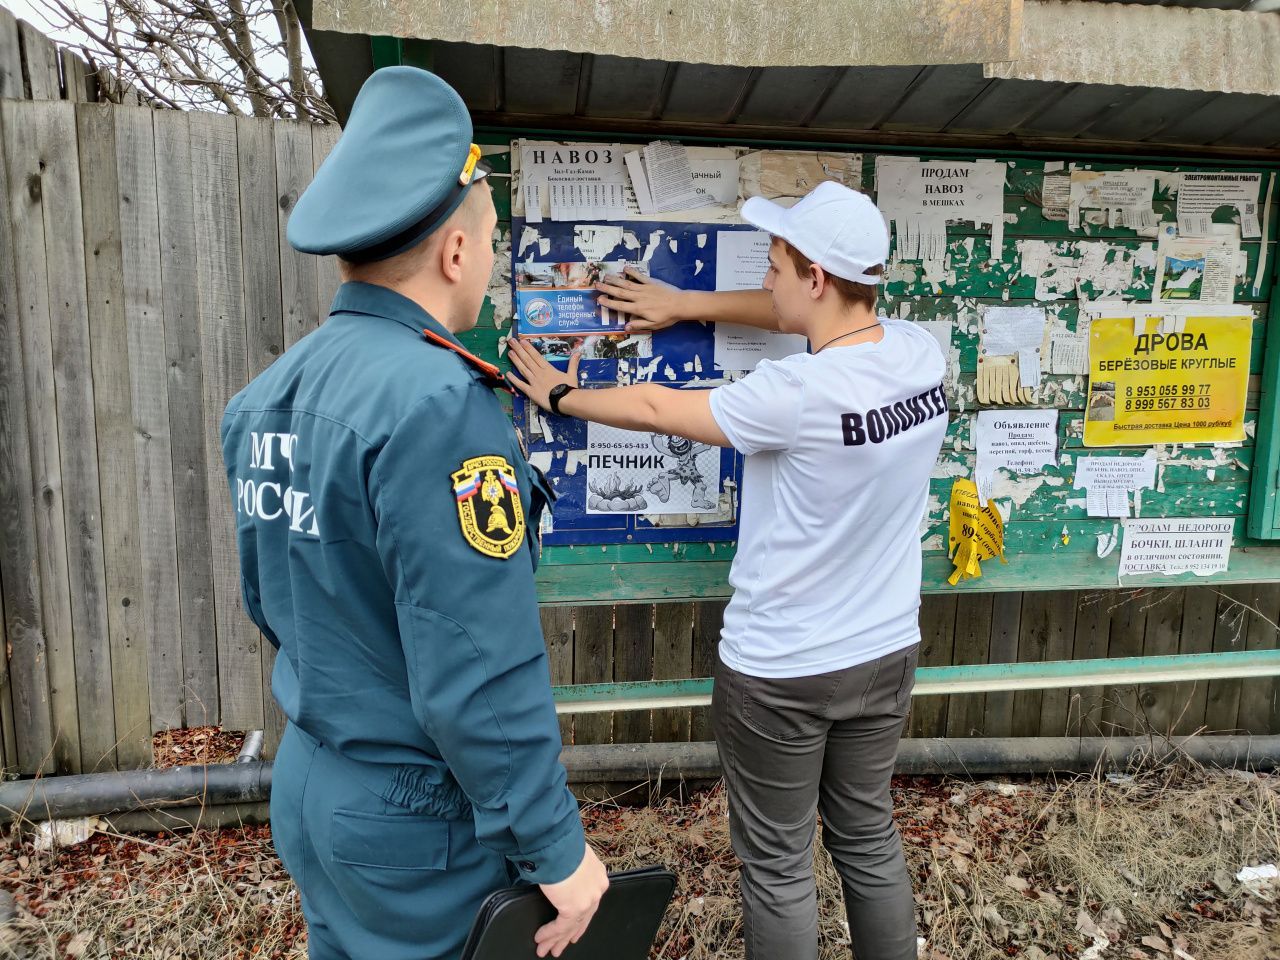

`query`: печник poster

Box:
[585,423,720,515]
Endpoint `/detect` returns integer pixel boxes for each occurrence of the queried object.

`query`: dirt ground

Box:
[0,757,1276,959]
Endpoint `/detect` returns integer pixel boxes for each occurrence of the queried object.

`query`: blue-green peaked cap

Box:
[287,66,486,262]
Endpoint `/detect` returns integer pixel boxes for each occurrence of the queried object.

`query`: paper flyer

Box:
[947,478,1006,584]
[515,261,631,335]
[713,230,807,369]
[1068,170,1158,232]
[1152,225,1239,304]
[1176,172,1262,239]
[1118,518,1233,577]
[974,410,1059,505]
[518,141,640,221]
[875,157,1006,274]
[1083,314,1251,447]
[585,423,720,515]
[1073,455,1157,518]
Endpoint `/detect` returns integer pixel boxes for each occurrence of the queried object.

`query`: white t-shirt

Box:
[708,319,948,679]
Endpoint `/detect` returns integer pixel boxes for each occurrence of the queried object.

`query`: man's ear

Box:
[438,228,467,283]
[809,263,826,301]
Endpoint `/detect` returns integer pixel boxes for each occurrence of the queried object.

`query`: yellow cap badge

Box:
[459,143,482,185]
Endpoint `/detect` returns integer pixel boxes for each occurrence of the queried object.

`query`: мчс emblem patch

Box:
[451,455,525,559]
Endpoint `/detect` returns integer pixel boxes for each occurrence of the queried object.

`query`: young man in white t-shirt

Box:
[508,182,948,960]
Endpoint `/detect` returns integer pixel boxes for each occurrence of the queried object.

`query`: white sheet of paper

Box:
[915,320,954,358]
[875,156,1006,262]
[1177,172,1262,239]
[690,156,740,206]
[1048,329,1088,375]
[1075,455,1156,518]
[1041,174,1070,220]
[975,410,1059,505]
[715,231,771,291]
[1068,170,1157,231]
[520,140,640,218]
[981,306,1046,388]
[585,422,720,515]
[643,141,706,212]
[713,324,808,371]
[1119,518,1233,577]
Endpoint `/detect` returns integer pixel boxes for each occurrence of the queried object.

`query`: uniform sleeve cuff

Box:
[509,809,586,885]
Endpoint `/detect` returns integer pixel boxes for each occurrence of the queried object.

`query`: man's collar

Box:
[330,281,462,346]
[329,281,511,393]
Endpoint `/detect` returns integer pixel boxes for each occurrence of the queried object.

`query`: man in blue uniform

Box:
[220,67,608,960]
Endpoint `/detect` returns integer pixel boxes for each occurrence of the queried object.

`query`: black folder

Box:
[459,865,677,960]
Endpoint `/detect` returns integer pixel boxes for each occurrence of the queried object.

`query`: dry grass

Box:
[1,762,1277,959]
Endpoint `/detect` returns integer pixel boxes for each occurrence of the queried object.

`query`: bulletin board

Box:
[508,142,863,546]
[458,134,1280,603]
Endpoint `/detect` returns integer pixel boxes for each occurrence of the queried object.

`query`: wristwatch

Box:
[548,383,576,417]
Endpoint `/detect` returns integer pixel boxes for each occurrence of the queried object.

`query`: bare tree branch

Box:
[32,0,333,122]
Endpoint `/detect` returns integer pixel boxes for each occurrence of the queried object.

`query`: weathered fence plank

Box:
[1172,588,1218,735]
[613,603,653,746]
[689,599,724,743]
[152,110,220,726]
[311,123,342,319]
[1139,589,1187,735]
[946,593,993,737]
[16,19,58,100]
[30,101,117,772]
[540,605,574,743]
[1205,586,1253,732]
[75,102,151,768]
[0,6,22,99]
[1032,590,1077,737]
[573,606,613,745]
[0,98,45,774]
[982,592,1022,737]
[116,105,183,740]
[189,111,263,731]
[652,602,694,743]
[3,100,82,773]
[236,116,287,756]
[1236,583,1280,734]
[1067,593,1111,736]
[1101,591,1148,735]
[908,594,957,738]
[275,121,319,350]
[59,48,95,102]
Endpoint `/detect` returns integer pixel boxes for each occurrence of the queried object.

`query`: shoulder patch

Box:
[451,455,525,559]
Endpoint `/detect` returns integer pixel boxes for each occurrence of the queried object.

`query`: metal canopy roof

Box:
[296,0,1280,159]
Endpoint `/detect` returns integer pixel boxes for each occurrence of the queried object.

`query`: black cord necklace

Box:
[813,320,882,353]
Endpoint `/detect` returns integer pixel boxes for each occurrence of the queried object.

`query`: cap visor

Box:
[472,160,492,182]
[740,196,790,238]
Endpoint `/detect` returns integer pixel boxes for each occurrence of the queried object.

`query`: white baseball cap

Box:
[741,181,889,284]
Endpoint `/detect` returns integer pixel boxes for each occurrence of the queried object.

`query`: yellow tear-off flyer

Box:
[1084,314,1251,447]
[948,478,1006,585]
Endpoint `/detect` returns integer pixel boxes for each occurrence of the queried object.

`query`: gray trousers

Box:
[712,645,920,960]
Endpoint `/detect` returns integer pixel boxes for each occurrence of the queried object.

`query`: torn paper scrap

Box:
[1177,172,1262,239]
[947,478,1006,585]
[975,410,1059,505]
[572,225,624,261]
[1048,327,1088,375]
[1118,517,1233,577]
[1041,174,1070,221]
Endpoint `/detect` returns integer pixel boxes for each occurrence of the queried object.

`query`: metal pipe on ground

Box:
[2,736,1277,828]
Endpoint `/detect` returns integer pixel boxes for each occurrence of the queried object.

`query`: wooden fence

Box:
[0,13,1276,777]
